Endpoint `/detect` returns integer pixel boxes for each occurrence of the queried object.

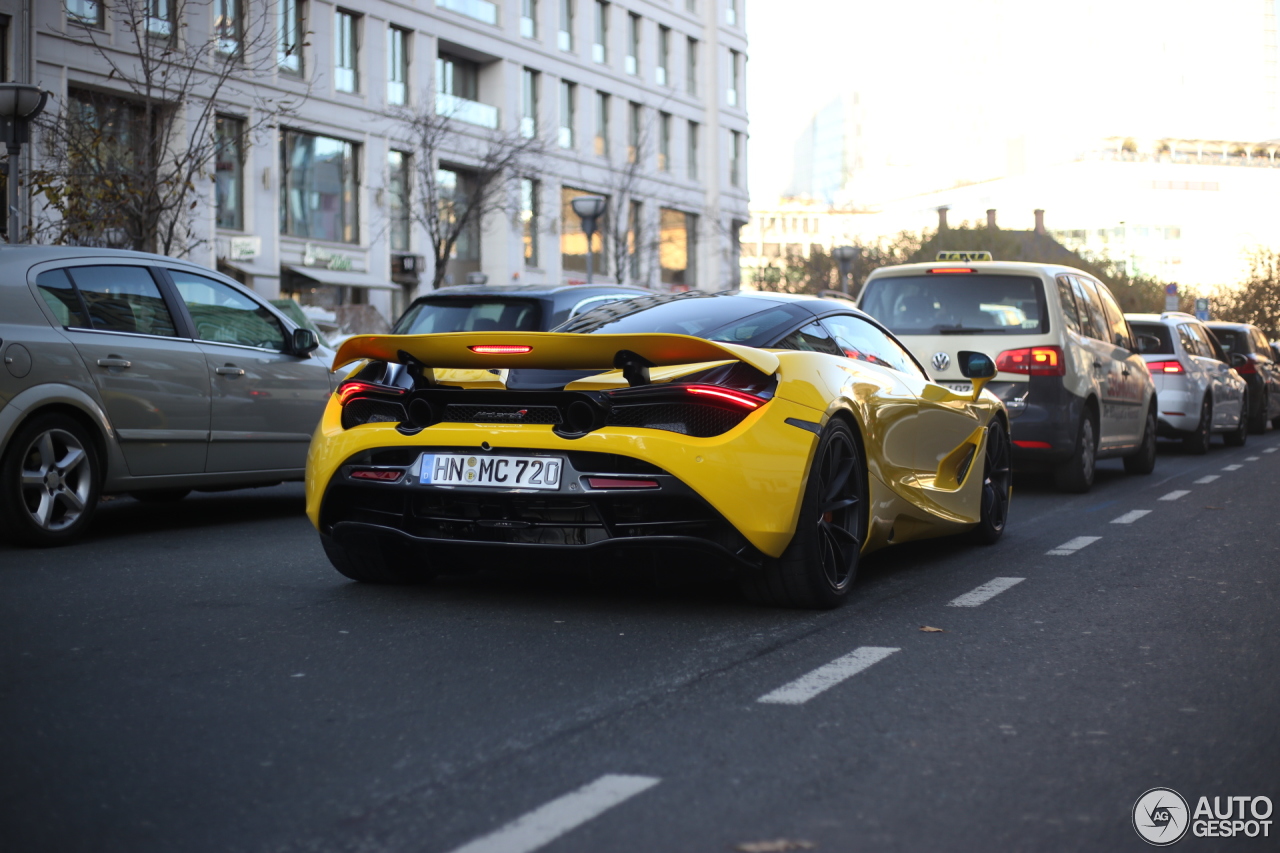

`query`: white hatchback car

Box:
[1125,313,1248,452]
[858,258,1158,492]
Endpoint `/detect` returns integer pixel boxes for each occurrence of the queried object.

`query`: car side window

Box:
[1202,327,1229,361]
[170,269,285,351]
[1071,276,1110,343]
[821,314,926,378]
[63,266,178,337]
[1093,282,1132,351]
[35,269,90,328]
[775,321,843,356]
[1055,275,1082,335]
[1252,328,1271,358]
[1175,324,1201,357]
[570,294,638,317]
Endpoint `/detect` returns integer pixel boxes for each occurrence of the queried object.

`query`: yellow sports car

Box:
[306,292,1011,609]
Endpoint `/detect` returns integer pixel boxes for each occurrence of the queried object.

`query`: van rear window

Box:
[860,274,1047,335]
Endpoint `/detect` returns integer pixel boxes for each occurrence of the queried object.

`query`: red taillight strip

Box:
[336,381,407,405]
[469,344,533,354]
[350,468,404,482]
[1146,360,1184,374]
[1013,440,1053,449]
[587,477,660,489]
[683,385,765,410]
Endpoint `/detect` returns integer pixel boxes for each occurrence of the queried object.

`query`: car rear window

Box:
[560,293,810,347]
[1208,327,1249,356]
[1128,321,1174,354]
[393,298,542,334]
[860,274,1047,335]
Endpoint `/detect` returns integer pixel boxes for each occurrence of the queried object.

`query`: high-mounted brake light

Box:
[684,385,765,410]
[469,344,533,354]
[1147,360,1185,374]
[928,267,976,274]
[995,346,1066,377]
[336,381,407,405]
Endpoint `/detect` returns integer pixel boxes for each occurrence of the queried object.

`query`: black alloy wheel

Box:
[971,418,1011,545]
[743,419,867,610]
[1124,404,1158,474]
[1224,393,1248,447]
[1182,397,1212,455]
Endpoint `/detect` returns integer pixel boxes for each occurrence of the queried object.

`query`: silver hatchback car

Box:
[0,247,336,546]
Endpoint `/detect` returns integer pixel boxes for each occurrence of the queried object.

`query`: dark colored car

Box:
[392,283,655,335]
[1204,321,1280,432]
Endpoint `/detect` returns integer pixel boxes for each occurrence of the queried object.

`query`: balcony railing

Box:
[437,92,499,129]
[437,0,498,25]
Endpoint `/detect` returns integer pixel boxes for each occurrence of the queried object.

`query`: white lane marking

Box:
[1159,490,1190,501]
[757,646,900,705]
[1111,510,1152,524]
[446,775,661,853]
[1222,464,1242,471]
[1265,447,1277,453]
[948,577,1025,607]
[1046,535,1101,556]
[1194,475,1219,484]
[1246,456,1261,461]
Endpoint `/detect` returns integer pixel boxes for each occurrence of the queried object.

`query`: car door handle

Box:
[215,366,245,376]
[1092,360,1104,370]
[96,357,132,368]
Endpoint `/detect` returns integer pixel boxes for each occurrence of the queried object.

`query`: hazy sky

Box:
[746,0,1279,203]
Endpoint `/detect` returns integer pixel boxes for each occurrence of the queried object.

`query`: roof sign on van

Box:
[936,251,992,262]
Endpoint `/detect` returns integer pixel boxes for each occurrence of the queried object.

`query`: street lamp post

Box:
[570,194,607,284]
[0,84,50,243]
[831,244,860,296]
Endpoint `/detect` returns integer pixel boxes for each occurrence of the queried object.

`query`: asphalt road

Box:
[2,431,1279,853]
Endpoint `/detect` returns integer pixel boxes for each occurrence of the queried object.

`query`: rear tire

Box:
[1054,411,1097,493]
[741,419,866,609]
[1224,394,1249,447]
[970,419,1011,545]
[0,413,101,547]
[1181,397,1211,455]
[321,531,433,584]
[1125,404,1159,475]
[1248,391,1269,434]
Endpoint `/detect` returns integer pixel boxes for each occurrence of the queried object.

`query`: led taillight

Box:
[1233,358,1257,375]
[1147,360,1185,374]
[469,344,533,354]
[927,267,976,274]
[1013,440,1053,449]
[587,477,660,489]
[350,468,404,482]
[336,381,407,405]
[995,346,1066,376]
[684,385,765,409]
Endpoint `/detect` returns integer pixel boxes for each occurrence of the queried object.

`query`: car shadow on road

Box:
[80,484,309,544]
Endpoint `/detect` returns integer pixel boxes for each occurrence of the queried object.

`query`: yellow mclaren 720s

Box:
[306,291,1012,609]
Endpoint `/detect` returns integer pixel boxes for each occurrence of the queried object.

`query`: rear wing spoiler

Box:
[332,332,781,382]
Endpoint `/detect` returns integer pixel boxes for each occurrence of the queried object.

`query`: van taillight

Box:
[995,346,1066,376]
[1147,360,1184,374]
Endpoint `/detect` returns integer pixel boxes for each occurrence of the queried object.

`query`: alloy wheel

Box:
[19,429,93,532]
[813,429,864,590]
[981,422,1012,532]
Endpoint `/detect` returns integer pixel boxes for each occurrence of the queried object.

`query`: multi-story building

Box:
[3,0,748,325]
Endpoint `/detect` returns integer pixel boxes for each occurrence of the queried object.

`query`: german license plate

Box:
[945,382,973,394]
[416,453,563,490]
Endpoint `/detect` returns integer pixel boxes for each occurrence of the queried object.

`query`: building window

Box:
[334,10,359,93]
[559,80,575,148]
[594,92,610,157]
[521,178,539,267]
[726,0,737,26]
[626,13,639,76]
[558,0,573,51]
[686,37,697,95]
[728,49,740,106]
[67,0,104,27]
[521,68,539,139]
[658,111,670,171]
[387,26,409,105]
[561,186,607,276]
[627,101,641,163]
[278,0,304,74]
[686,0,696,11]
[437,0,498,26]
[687,120,698,180]
[279,129,359,243]
[521,0,537,38]
[437,167,480,261]
[659,208,695,287]
[656,26,669,86]
[215,115,244,231]
[592,0,608,64]
[215,0,241,55]
[146,0,172,38]
[729,130,741,188]
[388,150,411,252]
[436,54,497,128]
[628,199,642,279]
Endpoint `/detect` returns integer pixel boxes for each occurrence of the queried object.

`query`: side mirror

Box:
[957,350,997,399]
[292,327,320,356]
[1229,352,1247,369]
[1135,334,1161,354]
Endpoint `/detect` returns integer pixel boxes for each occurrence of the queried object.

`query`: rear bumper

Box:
[990,378,1082,466]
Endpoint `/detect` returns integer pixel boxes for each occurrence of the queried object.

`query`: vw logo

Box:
[931,352,951,371]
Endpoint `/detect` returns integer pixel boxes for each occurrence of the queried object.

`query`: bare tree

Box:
[28,0,306,254]
[401,105,546,291]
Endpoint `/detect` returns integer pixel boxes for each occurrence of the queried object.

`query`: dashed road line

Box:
[1246,456,1261,461]
[1223,464,1242,471]
[1194,475,1220,484]
[1159,490,1190,501]
[446,775,661,853]
[1265,448,1277,453]
[948,577,1025,607]
[1046,536,1101,556]
[757,647,900,705]
[1111,510,1152,524]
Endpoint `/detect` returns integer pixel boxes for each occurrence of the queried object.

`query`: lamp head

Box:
[831,245,860,262]
[0,84,48,121]
[571,194,607,221]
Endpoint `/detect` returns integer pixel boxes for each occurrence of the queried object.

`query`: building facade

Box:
[3,0,749,326]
